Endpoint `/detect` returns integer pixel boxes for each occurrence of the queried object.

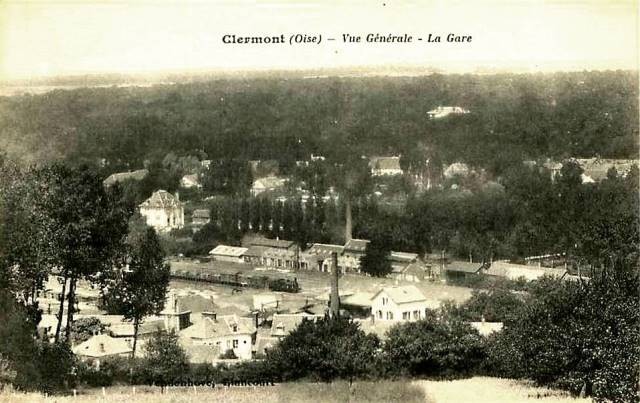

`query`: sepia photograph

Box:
[0,1,638,402]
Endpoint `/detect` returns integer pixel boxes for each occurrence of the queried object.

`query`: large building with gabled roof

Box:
[370,285,429,322]
[139,190,184,232]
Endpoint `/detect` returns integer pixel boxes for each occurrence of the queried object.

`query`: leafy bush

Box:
[383,311,486,378]
[485,267,640,401]
[141,331,189,384]
[455,288,525,323]
[265,316,380,383]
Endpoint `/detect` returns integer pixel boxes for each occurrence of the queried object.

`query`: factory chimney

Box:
[330,252,340,318]
[345,198,352,242]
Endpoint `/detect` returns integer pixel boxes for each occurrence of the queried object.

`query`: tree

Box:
[107,226,170,357]
[143,331,189,385]
[360,238,392,277]
[35,165,130,343]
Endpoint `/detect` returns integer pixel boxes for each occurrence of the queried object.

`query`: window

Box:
[413,310,421,320]
[233,339,239,349]
[402,312,409,320]
[382,297,388,306]
[386,312,394,320]
[377,310,383,319]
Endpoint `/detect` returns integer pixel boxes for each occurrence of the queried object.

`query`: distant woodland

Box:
[0,70,637,175]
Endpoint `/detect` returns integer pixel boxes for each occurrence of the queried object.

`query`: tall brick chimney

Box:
[345,198,352,242]
[330,252,340,318]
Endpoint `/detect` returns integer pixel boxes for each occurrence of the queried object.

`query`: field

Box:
[0,378,588,403]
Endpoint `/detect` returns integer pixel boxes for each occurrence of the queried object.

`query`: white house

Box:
[251,176,287,196]
[209,245,249,264]
[139,190,184,232]
[180,313,255,360]
[370,285,429,322]
[180,174,201,189]
[427,106,470,119]
[369,156,404,176]
[72,334,133,369]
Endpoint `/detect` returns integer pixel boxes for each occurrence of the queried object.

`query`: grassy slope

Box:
[0,378,590,403]
[416,377,589,403]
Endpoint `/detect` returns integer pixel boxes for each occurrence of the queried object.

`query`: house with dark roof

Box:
[371,285,429,322]
[139,190,184,232]
[443,261,488,280]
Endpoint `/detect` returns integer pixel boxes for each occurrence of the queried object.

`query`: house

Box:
[139,190,184,232]
[160,292,192,331]
[251,176,287,196]
[209,245,249,264]
[304,243,344,272]
[180,174,201,189]
[443,261,488,281]
[443,162,471,179]
[427,106,470,119]
[391,261,436,282]
[72,334,133,369]
[242,234,297,251]
[370,285,429,322]
[575,158,639,182]
[369,156,404,176]
[109,317,165,353]
[241,235,302,269]
[180,313,256,360]
[389,252,435,282]
[342,239,369,272]
[270,313,321,338]
[484,261,568,282]
[191,209,211,226]
[103,169,148,187]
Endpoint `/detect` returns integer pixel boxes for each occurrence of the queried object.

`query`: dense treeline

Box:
[0,71,637,174]
[182,161,638,268]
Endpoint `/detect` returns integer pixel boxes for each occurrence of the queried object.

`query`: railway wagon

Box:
[170,262,299,292]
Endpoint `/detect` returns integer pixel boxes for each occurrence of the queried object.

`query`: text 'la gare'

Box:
[342,33,472,43]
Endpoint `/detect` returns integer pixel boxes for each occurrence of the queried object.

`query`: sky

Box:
[0,0,638,80]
